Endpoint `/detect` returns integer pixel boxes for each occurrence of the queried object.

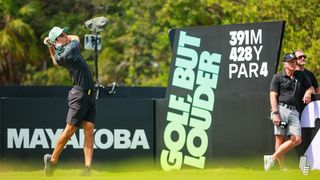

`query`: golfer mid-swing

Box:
[43,26,95,176]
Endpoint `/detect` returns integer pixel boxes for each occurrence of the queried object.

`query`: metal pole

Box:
[94,30,100,100]
[94,30,99,84]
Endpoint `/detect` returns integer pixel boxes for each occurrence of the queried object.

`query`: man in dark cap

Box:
[264,53,314,171]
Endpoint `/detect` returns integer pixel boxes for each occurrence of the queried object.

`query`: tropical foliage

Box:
[0,0,319,86]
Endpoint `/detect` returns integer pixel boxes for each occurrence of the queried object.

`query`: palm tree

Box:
[0,0,40,84]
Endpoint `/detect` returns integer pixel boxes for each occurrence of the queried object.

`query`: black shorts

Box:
[66,86,96,127]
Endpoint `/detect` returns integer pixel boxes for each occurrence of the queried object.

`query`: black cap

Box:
[283,53,296,62]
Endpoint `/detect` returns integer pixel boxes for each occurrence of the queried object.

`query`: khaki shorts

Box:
[273,105,301,136]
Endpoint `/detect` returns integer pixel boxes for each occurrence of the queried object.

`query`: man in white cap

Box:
[43,26,95,176]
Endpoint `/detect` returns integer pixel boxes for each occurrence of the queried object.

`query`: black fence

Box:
[0,86,165,166]
[0,85,166,99]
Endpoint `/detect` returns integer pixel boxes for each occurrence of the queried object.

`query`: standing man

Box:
[294,49,320,109]
[43,26,95,176]
[294,50,319,156]
[264,53,314,171]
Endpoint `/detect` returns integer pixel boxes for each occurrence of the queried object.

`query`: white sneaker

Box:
[264,155,274,171]
[281,167,288,172]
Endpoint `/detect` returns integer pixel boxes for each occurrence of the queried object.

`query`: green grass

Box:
[0,156,319,180]
[1,168,319,180]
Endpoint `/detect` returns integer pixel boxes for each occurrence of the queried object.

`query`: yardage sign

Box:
[160,21,285,171]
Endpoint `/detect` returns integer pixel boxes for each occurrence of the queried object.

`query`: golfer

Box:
[43,26,95,176]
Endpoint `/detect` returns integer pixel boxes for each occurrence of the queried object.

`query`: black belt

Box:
[73,86,93,96]
[279,102,296,110]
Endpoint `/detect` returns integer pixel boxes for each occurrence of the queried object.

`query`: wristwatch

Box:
[271,111,279,116]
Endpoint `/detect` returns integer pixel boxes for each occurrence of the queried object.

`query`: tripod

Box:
[93,31,101,99]
[84,16,116,99]
[92,31,116,99]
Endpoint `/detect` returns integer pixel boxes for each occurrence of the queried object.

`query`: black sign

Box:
[159,21,284,170]
[2,98,155,163]
[0,98,3,159]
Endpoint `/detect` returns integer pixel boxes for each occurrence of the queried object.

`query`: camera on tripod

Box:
[84,17,108,51]
[84,16,116,99]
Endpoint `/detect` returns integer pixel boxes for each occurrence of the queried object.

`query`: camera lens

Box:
[280,121,287,129]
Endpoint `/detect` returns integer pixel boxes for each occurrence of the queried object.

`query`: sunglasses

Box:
[297,55,307,59]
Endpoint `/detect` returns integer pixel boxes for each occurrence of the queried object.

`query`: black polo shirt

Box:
[270,70,312,106]
[304,68,318,89]
[296,68,318,113]
[55,40,94,90]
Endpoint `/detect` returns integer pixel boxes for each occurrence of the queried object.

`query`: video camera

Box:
[84,16,109,33]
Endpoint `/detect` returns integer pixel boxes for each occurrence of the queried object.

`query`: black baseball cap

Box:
[283,53,297,62]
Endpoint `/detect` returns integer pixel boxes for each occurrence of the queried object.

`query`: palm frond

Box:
[28,43,40,61]
[0,0,19,16]
[8,19,33,37]
[11,35,25,59]
[18,2,40,17]
[0,30,14,51]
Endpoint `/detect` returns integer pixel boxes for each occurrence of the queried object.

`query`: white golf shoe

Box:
[264,155,274,171]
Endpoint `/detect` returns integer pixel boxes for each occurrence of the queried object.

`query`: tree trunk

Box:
[0,73,8,84]
[6,54,13,84]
